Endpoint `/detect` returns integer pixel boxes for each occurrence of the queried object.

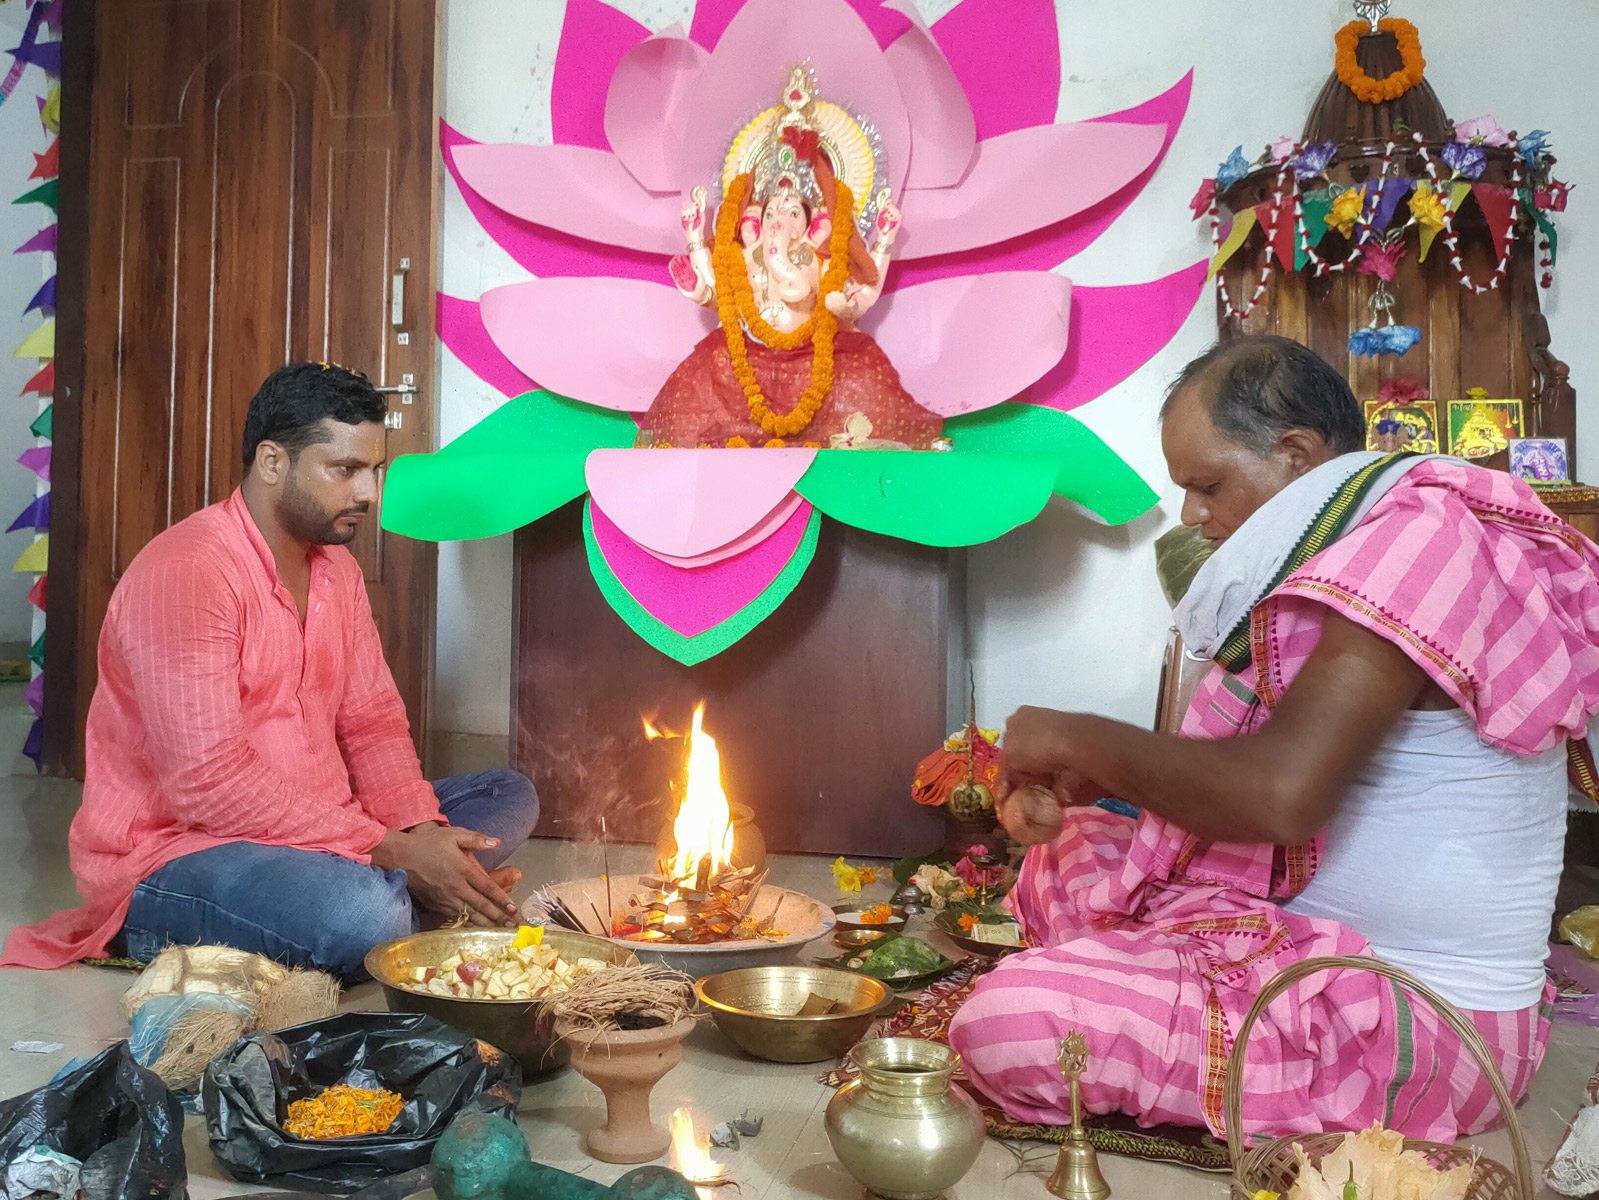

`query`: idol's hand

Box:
[373,823,520,928]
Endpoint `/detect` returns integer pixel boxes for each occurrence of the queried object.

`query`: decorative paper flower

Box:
[1453,114,1509,146]
[1349,325,1422,358]
[1408,183,1448,233]
[1189,177,1216,219]
[1377,377,1430,406]
[1293,141,1337,180]
[1216,145,1251,189]
[1357,239,1407,281]
[909,863,965,910]
[1328,185,1366,237]
[831,858,880,893]
[1518,129,1552,169]
[1440,140,1486,181]
[1537,183,1570,213]
[1269,136,1295,164]
[387,0,1207,663]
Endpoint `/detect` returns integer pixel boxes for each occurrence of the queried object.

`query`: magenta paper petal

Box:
[1024,261,1208,413]
[551,0,650,152]
[437,294,536,397]
[895,121,1167,260]
[479,278,715,412]
[442,123,668,283]
[18,446,49,480]
[893,74,1192,288]
[677,0,910,201]
[604,32,708,193]
[586,446,817,558]
[931,0,1058,141]
[592,494,812,639]
[689,0,909,52]
[452,141,681,256]
[640,491,805,568]
[861,271,1071,418]
[882,0,976,190]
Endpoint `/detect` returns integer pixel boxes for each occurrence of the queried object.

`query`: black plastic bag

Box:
[203,1012,521,1193]
[0,1041,187,1200]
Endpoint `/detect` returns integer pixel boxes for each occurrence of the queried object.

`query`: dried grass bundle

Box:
[252,969,341,1032]
[149,1008,248,1091]
[546,965,697,1033]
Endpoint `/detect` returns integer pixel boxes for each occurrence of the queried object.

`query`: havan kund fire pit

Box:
[524,703,835,979]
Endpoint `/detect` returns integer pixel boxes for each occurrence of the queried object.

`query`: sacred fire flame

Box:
[642,715,668,740]
[664,702,735,883]
[669,1106,724,1194]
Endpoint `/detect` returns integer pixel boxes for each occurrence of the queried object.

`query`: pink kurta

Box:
[3,490,441,969]
[949,460,1594,1140]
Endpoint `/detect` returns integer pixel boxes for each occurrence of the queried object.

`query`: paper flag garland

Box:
[1520,187,1559,266]
[24,276,53,314]
[29,140,56,180]
[29,406,50,439]
[28,630,42,670]
[1294,194,1334,271]
[1471,184,1518,258]
[23,361,52,395]
[22,671,41,716]
[18,446,49,480]
[12,178,56,213]
[14,318,52,358]
[13,534,47,574]
[26,575,44,609]
[21,718,39,769]
[6,493,47,533]
[14,224,53,255]
[1208,209,1256,278]
[1420,183,1471,263]
[41,86,59,133]
[8,38,60,79]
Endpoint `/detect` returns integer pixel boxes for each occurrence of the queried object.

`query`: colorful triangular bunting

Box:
[1208,208,1257,279]
[1419,184,1471,263]
[14,318,53,358]
[1471,184,1519,254]
[23,361,52,395]
[18,446,49,480]
[28,406,50,439]
[41,86,59,133]
[1519,187,1558,267]
[8,38,60,78]
[43,0,62,31]
[1294,194,1335,271]
[26,574,45,610]
[14,224,55,255]
[22,671,41,716]
[28,140,57,181]
[12,178,57,214]
[13,534,47,574]
[28,630,43,671]
[6,493,47,533]
[22,718,40,769]
[24,276,53,314]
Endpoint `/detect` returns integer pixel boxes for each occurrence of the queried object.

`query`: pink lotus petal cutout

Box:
[480,278,715,412]
[894,121,1167,260]
[586,446,817,558]
[690,0,909,52]
[438,294,536,398]
[604,32,708,193]
[640,491,806,568]
[931,0,1058,141]
[592,496,813,639]
[443,123,669,283]
[893,73,1194,287]
[861,271,1071,418]
[882,0,976,190]
[1024,260,1208,413]
[677,0,911,201]
[453,142,682,256]
[551,0,650,152]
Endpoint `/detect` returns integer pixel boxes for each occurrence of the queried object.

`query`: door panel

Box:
[47,0,440,775]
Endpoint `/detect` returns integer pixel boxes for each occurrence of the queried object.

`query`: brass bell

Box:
[1045,1031,1111,1200]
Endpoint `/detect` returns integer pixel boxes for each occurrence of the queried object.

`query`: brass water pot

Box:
[824,1037,985,1200]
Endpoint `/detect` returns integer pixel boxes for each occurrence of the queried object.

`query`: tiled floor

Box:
[1,777,1595,1198]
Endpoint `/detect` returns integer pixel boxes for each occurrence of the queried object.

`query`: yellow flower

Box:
[963,884,977,899]
[1328,185,1365,237]
[1409,183,1447,233]
[725,436,750,448]
[831,857,863,892]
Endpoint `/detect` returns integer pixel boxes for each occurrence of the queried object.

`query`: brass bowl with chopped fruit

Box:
[696,966,894,1064]
[365,928,637,1076]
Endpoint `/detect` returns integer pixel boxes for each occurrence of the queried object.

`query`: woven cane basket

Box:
[1226,955,1532,1200]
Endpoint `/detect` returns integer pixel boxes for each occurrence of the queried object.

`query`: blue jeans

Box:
[119,770,540,981]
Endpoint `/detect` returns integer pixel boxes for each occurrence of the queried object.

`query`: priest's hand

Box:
[995,706,1113,845]
[372,823,520,928]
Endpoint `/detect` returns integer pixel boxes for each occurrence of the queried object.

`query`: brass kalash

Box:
[1046,1031,1112,1200]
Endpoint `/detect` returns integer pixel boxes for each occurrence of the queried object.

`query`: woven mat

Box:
[819,959,1232,1173]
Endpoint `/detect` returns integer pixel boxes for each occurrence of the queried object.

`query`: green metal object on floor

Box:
[433,1113,699,1200]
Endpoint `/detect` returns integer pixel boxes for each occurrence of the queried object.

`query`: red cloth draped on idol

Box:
[648,66,941,451]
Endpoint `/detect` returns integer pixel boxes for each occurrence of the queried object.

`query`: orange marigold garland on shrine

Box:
[1335,17,1425,104]
[712,171,854,439]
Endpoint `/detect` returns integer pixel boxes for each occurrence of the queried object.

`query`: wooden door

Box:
[47,0,439,775]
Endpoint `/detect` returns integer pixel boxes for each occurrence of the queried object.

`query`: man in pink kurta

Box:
[4,363,540,979]
[949,336,1599,1143]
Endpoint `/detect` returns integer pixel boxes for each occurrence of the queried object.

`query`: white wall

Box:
[432,0,1599,738]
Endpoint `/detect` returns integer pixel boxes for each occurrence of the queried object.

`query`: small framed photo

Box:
[1365,399,1439,454]
[1508,436,1570,483]
[1446,397,1524,460]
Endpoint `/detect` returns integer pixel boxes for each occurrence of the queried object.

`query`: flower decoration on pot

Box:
[1453,113,1510,147]
[1440,139,1486,182]
[1356,234,1406,281]
[382,0,1209,665]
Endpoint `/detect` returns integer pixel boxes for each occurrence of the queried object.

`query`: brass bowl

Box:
[696,966,894,1064]
[365,928,638,1077]
[833,928,892,951]
[833,905,908,934]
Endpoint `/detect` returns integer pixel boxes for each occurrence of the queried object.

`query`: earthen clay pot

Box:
[554,1015,697,1164]
[655,803,767,877]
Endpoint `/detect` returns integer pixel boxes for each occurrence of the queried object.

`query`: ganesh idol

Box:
[636,67,946,451]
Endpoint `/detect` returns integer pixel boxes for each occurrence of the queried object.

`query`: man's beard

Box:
[279,470,368,546]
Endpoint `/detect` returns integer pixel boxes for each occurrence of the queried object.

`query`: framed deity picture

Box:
[1365,400,1439,454]
[1508,437,1570,483]
[1446,395,1524,460]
